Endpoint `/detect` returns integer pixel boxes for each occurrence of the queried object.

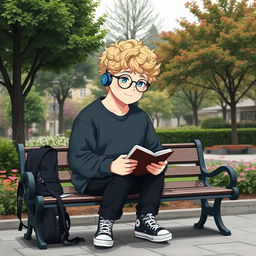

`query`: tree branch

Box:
[0,57,12,89]
[23,64,41,98]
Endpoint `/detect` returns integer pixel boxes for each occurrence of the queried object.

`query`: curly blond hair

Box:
[99,39,161,84]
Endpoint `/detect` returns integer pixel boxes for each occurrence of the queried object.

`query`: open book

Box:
[125,145,174,176]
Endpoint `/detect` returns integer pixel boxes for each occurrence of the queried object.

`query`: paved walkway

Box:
[0,213,255,256]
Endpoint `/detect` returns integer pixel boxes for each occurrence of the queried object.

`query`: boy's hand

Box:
[110,155,138,176]
[146,160,168,176]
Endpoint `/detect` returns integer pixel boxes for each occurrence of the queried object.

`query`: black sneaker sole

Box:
[135,231,172,242]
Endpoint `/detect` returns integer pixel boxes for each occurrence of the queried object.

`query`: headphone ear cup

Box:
[101,72,112,86]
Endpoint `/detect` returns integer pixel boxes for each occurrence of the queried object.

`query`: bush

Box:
[156,128,256,147]
[26,136,69,147]
[201,117,230,129]
[65,129,71,138]
[0,137,19,175]
[207,161,256,194]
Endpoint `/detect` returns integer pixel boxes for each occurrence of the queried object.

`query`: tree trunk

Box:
[10,91,25,145]
[155,115,159,128]
[58,100,64,135]
[230,101,238,144]
[222,105,227,121]
[177,116,180,126]
[11,24,25,145]
[192,106,199,126]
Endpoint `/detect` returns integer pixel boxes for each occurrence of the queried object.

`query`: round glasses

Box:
[111,73,150,92]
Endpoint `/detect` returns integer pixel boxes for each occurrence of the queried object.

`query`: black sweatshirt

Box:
[68,95,166,194]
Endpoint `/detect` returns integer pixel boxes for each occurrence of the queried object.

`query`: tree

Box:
[139,90,172,128]
[105,0,160,41]
[35,56,99,134]
[6,88,45,139]
[0,0,106,144]
[156,0,256,144]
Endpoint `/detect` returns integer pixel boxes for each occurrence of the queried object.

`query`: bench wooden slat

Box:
[58,165,201,182]
[165,166,201,177]
[45,186,233,204]
[26,144,199,167]
[59,171,72,181]
[62,180,204,194]
[166,147,199,164]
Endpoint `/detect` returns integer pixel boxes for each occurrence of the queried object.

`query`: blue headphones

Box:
[101,69,112,87]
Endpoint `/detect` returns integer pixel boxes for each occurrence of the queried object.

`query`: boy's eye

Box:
[120,77,128,83]
[137,81,145,87]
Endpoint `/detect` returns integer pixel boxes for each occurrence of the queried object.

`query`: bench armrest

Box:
[206,165,239,199]
[206,165,237,188]
[19,172,36,200]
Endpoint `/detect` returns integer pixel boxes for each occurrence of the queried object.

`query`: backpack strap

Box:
[17,180,28,231]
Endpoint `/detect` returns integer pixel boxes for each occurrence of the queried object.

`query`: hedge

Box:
[156,128,256,147]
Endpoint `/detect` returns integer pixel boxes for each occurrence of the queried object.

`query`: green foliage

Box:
[26,136,69,147]
[0,0,106,70]
[201,117,230,129]
[207,161,256,194]
[156,128,256,146]
[65,129,71,138]
[5,89,45,128]
[0,138,19,173]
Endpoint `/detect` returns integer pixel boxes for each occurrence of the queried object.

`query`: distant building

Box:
[198,99,256,123]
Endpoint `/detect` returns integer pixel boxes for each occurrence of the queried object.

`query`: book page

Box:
[126,145,154,158]
[155,148,173,156]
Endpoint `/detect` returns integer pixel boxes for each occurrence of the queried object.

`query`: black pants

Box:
[84,173,165,220]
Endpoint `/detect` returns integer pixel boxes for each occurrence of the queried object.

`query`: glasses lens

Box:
[118,75,132,88]
[136,80,148,92]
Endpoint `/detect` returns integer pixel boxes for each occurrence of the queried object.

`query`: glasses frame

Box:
[111,73,151,92]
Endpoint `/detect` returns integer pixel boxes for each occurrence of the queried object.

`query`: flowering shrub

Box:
[0,169,19,214]
[207,161,256,194]
[26,136,69,147]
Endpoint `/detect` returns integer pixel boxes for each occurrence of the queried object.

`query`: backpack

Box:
[17,145,85,245]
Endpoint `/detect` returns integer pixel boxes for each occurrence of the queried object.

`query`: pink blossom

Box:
[240,172,245,176]
[0,171,6,174]
[244,168,250,171]
[245,162,251,167]
[224,172,228,176]
[8,176,18,181]
[237,177,246,182]
[250,167,256,170]
[11,169,18,173]
[0,175,6,178]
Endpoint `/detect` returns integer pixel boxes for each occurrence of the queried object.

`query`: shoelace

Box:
[143,213,160,231]
[98,218,114,236]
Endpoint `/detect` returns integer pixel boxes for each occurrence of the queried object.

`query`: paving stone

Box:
[198,242,256,256]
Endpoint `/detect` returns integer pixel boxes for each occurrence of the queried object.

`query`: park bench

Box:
[16,139,239,249]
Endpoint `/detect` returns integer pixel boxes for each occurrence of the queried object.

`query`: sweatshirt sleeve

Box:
[68,117,113,179]
[143,113,168,173]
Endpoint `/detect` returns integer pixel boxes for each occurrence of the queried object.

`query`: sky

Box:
[95,0,202,32]
[95,0,254,32]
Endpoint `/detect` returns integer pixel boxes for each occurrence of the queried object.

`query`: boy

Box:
[68,39,172,248]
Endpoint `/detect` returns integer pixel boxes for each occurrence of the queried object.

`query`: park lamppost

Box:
[51,79,60,136]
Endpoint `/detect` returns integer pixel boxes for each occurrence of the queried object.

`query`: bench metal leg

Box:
[194,199,208,229]
[24,220,33,240]
[194,198,231,236]
[213,198,231,236]
[34,197,47,249]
